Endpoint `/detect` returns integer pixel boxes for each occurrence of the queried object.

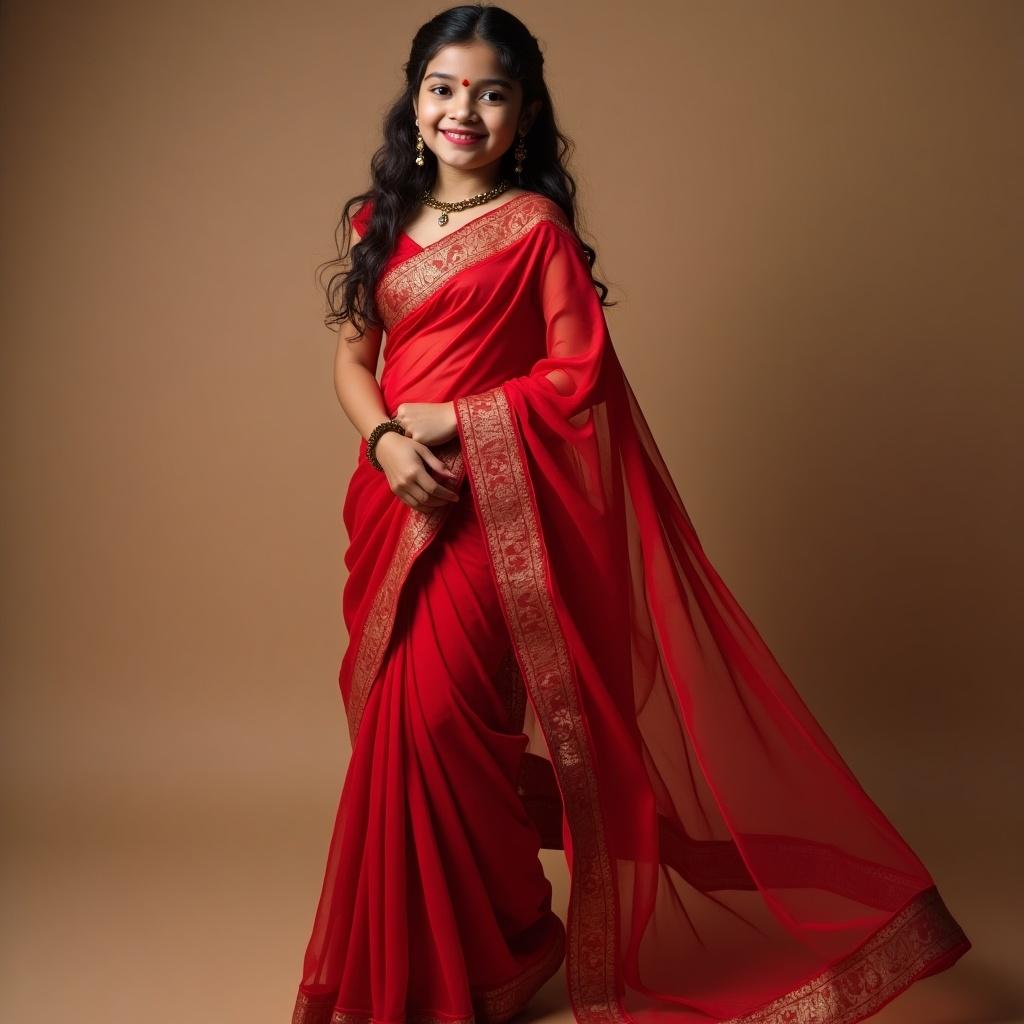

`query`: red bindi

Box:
[462,78,470,87]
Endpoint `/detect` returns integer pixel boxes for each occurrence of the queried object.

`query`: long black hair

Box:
[317,3,616,339]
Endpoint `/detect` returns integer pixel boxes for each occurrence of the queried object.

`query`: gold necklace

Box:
[420,179,512,226]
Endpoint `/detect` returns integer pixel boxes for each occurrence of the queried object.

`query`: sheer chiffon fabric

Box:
[293,191,969,1024]
[294,488,565,1024]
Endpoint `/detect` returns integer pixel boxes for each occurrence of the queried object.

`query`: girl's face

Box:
[413,40,536,178]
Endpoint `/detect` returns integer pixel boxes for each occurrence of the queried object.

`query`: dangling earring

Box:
[514,131,527,180]
[414,118,425,167]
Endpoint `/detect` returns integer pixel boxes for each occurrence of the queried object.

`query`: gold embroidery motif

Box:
[455,385,628,1024]
[345,438,465,746]
[721,885,969,1024]
[377,192,578,333]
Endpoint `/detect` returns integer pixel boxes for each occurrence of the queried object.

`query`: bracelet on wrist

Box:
[366,418,406,471]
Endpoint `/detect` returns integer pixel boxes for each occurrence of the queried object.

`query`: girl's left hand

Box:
[389,400,458,447]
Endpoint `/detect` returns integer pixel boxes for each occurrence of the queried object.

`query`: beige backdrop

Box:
[2,1,1021,1021]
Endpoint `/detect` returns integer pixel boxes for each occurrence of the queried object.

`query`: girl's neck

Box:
[429,164,505,203]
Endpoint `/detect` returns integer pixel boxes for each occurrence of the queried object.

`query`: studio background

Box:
[1,1,1020,1021]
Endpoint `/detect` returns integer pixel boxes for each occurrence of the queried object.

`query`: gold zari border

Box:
[377,192,576,332]
[455,385,628,1024]
[722,884,969,1024]
[345,438,464,745]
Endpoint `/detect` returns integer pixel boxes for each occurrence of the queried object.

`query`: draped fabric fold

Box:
[293,191,969,1024]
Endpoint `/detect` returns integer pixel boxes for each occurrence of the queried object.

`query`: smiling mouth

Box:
[442,130,485,142]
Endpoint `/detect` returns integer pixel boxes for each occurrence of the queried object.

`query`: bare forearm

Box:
[335,360,568,446]
[335,361,391,442]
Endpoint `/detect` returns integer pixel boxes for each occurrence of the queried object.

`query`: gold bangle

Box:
[366,418,405,471]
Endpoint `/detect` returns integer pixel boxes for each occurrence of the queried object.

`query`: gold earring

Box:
[415,119,425,167]
[514,132,527,179]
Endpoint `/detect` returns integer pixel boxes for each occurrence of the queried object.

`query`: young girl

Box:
[292,6,970,1024]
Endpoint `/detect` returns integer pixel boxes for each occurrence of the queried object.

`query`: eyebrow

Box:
[424,72,514,89]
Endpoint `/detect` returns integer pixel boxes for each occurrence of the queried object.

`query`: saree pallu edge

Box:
[454,384,628,1024]
[453,379,970,1024]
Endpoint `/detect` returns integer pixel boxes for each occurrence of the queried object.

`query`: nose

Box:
[450,88,478,122]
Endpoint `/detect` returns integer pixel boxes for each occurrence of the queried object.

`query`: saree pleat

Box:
[292,190,970,1024]
[294,489,566,1024]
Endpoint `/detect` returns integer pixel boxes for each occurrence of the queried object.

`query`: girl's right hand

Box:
[374,431,461,512]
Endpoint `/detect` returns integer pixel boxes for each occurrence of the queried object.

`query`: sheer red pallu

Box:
[292,191,970,1024]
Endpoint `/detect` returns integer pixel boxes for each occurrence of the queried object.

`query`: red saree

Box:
[292,191,970,1024]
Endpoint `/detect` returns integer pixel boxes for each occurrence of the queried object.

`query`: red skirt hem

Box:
[292,910,566,1024]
